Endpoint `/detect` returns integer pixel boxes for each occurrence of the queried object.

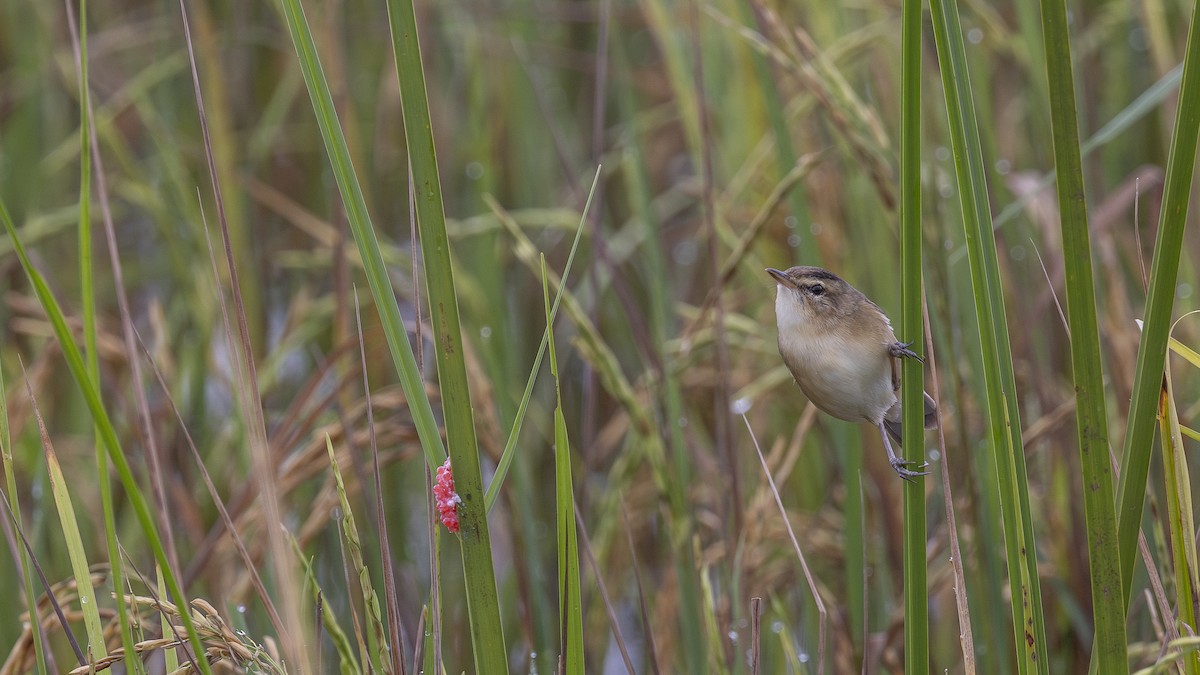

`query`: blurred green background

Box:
[1,0,1198,672]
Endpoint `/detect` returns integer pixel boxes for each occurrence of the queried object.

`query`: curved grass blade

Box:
[0,202,213,675]
[1116,0,1200,615]
[483,169,597,513]
[23,376,105,662]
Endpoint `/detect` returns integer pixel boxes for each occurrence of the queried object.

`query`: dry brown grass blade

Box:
[133,328,287,640]
[574,507,635,675]
[621,501,662,675]
[741,413,826,674]
[921,290,976,673]
[178,1,304,665]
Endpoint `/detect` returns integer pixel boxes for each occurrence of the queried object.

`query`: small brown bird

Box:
[767,266,937,480]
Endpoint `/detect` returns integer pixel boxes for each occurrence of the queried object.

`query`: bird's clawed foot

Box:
[890,456,931,482]
[889,341,924,363]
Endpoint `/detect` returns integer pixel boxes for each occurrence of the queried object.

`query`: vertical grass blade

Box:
[25,385,105,662]
[483,172,596,514]
[65,0,113,666]
[1036,0,1127,668]
[1159,369,1200,672]
[898,0,927,668]
[1116,0,1200,612]
[928,0,1048,670]
[0,366,47,675]
[66,0,139,667]
[542,256,584,674]
[326,435,392,673]
[291,533,364,675]
[276,0,446,471]
[381,0,508,667]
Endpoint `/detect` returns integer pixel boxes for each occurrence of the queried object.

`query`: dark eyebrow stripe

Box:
[803,269,839,282]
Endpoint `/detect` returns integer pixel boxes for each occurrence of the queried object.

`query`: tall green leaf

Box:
[383,0,509,667]
[928,0,1048,670]
[1036,0,1127,668]
[898,0,927,668]
[277,0,509,666]
[1159,369,1200,672]
[1116,0,1200,614]
[542,256,584,674]
[275,0,446,472]
[0,366,47,675]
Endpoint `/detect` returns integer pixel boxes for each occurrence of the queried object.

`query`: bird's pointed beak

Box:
[766,268,795,288]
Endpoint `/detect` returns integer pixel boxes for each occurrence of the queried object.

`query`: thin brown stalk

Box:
[1030,239,1070,340]
[742,413,826,674]
[178,3,304,664]
[198,196,303,653]
[182,353,363,585]
[859,484,869,675]
[574,507,635,675]
[412,606,426,670]
[133,328,286,639]
[116,546,202,675]
[921,290,976,673]
[621,501,662,675]
[1130,457,1179,647]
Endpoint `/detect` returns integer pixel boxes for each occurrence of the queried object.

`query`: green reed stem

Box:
[928,0,1048,669]
[1037,0,1127,668]
[898,0,927,668]
[1115,0,1200,616]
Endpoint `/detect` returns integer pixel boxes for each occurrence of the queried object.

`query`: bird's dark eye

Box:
[805,283,825,296]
